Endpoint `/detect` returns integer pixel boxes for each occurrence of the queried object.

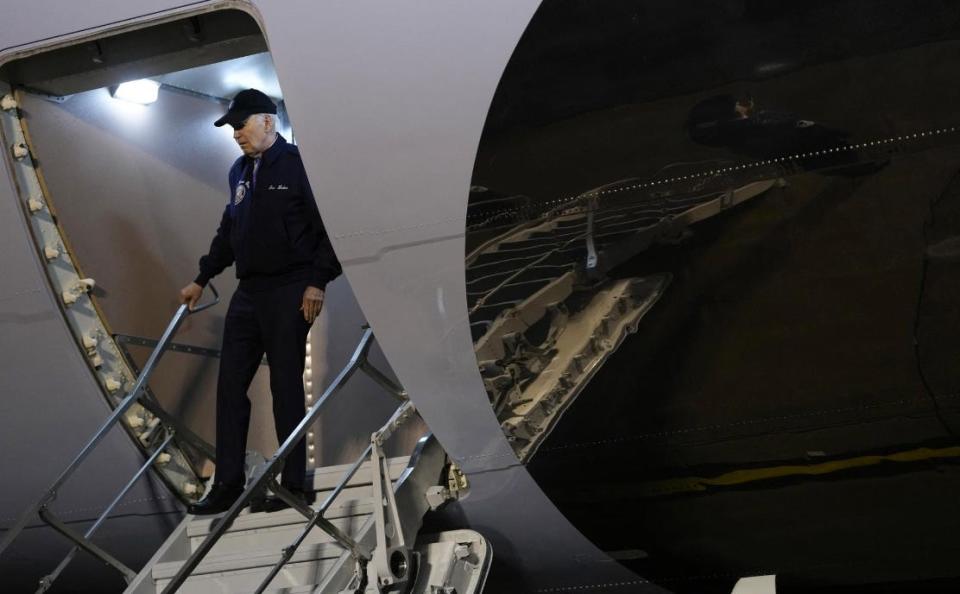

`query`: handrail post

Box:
[359,359,407,402]
[369,401,415,591]
[38,507,138,583]
[0,284,218,563]
[35,430,177,593]
[114,339,218,464]
[160,328,378,594]
[271,480,367,557]
[252,442,375,594]
[253,400,417,594]
[0,306,188,559]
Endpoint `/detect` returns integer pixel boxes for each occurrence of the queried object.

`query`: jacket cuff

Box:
[309,271,330,290]
[194,273,210,288]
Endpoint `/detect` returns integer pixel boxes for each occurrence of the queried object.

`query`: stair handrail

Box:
[161,326,407,594]
[0,283,220,583]
[36,429,179,593]
[252,400,417,594]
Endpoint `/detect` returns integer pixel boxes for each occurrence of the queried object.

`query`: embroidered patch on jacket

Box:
[234,181,248,205]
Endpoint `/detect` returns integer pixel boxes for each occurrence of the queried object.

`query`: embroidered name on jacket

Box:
[268,184,289,190]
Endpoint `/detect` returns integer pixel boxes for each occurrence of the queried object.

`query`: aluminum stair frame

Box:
[125,434,446,593]
[0,285,222,593]
[156,327,414,593]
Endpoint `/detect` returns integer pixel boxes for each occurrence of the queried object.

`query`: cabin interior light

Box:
[111,79,160,104]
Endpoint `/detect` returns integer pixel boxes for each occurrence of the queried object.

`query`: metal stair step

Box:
[256,586,317,594]
[182,461,405,557]
[187,490,374,539]
[152,542,344,594]
[145,458,412,592]
[226,585,319,594]
[308,456,409,491]
[188,509,373,556]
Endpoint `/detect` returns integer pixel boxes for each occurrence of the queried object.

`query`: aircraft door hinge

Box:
[426,461,470,511]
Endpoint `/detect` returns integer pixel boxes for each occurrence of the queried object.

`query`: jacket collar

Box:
[252,133,287,168]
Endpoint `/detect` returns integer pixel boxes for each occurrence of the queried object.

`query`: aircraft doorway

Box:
[0,8,420,592]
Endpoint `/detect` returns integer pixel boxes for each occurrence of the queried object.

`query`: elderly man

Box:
[180,89,341,515]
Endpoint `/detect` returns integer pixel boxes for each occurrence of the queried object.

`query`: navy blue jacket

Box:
[195,135,342,292]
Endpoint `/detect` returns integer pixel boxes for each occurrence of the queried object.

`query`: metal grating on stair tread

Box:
[153,541,346,580]
[307,456,412,491]
[131,435,486,593]
[148,488,382,593]
[185,455,411,540]
[187,512,368,557]
[187,500,373,540]
[182,483,403,561]
[313,435,459,593]
[153,332,418,594]
[128,430,462,594]
[124,330,480,593]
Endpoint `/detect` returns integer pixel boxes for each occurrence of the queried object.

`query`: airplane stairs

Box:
[125,430,491,594]
[127,444,489,594]
[0,305,488,594]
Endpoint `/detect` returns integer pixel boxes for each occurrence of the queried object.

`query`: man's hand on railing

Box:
[179,282,204,311]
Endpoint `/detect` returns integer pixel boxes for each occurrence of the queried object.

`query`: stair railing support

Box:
[0,284,219,584]
[161,326,399,594]
[369,401,416,592]
[35,429,178,592]
[253,400,416,594]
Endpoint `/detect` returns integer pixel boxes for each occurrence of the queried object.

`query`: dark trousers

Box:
[215,281,310,490]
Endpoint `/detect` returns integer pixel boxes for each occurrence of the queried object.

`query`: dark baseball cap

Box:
[214,88,277,128]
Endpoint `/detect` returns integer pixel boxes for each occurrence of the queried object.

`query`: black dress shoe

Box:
[260,487,316,513]
[187,483,245,516]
